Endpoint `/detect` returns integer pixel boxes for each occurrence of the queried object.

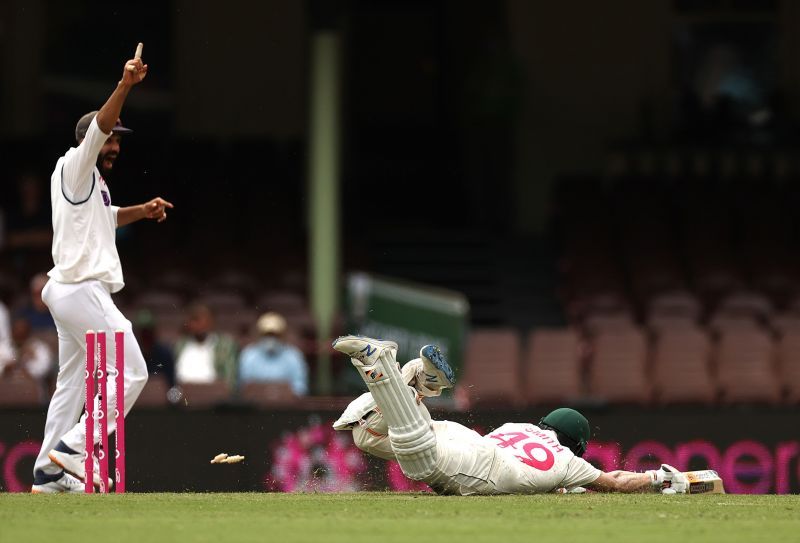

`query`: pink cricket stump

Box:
[84,331,95,494]
[97,331,109,493]
[114,330,126,493]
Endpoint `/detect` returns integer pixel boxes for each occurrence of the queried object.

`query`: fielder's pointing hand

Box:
[143,197,174,223]
[121,58,148,86]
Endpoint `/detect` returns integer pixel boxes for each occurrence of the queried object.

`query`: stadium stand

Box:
[0,373,44,408]
[777,331,800,404]
[134,374,170,408]
[239,382,297,407]
[461,328,523,407]
[652,327,715,404]
[178,382,232,409]
[716,328,781,404]
[588,327,650,404]
[522,328,583,405]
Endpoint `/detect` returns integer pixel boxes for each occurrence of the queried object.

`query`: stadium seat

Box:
[136,290,184,312]
[588,327,650,404]
[716,291,773,320]
[134,374,170,408]
[647,313,698,334]
[648,290,702,321]
[150,269,199,299]
[215,308,259,337]
[198,291,247,313]
[177,381,232,408]
[255,291,307,315]
[523,328,583,405]
[771,312,800,337]
[708,313,763,336]
[209,269,260,298]
[777,331,800,403]
[461,328,522,407]
[150,308,186,347]
[652,327,714,404]
[583,311,636,335]
[0,373,44,407]
[239,382,297,406]
[716,328,781,404]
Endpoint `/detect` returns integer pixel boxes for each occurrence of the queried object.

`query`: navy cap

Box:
[75,110,133,142]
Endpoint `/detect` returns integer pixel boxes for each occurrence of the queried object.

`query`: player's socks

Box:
[333,336,438,479]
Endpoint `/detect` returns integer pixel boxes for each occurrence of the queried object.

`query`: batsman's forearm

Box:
[116,205,146,227]
[608,470,654,492]
[590,470,655,493]
[96,81,133,134]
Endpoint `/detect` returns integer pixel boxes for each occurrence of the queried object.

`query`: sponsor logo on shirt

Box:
[101,190,110,206]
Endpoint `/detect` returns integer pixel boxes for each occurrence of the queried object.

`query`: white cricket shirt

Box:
[48,117,123,293]
[485,423,601,492]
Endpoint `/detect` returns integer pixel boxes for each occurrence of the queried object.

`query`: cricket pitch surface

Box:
[2,492,797,543]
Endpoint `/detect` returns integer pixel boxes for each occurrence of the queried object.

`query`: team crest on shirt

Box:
[99,176,110,206]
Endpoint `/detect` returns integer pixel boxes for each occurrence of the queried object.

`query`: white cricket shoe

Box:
[48,441,111,490]
[31,471,84,494]
[332,335,398,366]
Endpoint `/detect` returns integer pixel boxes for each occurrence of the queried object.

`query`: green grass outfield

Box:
[1,493,798,543]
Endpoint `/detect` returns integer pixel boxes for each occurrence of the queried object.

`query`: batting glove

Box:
[646,464,688,494]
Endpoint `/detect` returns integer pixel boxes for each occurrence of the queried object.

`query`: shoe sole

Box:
[421,345,455,385]
[332,335,398,354]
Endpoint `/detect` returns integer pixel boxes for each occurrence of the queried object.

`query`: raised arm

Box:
[96,56,148,135]
[62,55,149,200]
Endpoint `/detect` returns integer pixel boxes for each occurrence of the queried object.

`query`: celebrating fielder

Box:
[333,336,688,495]
[32,51,173,493]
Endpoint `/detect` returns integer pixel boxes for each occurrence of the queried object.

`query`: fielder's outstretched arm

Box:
[117,197,174,227]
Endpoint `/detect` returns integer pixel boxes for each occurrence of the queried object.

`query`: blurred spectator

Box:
[4,173,53,275]
[173,303,238,388]
[134,309,176,388]
[238,312,309,396]
[16,273,56,332]
[0,315,55,398]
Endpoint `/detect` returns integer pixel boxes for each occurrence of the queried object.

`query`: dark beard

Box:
[97,152,116,177]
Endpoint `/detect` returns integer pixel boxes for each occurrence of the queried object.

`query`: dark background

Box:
[3,0,800,325]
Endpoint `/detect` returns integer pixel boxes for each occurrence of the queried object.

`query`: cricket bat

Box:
[684,470,725,494]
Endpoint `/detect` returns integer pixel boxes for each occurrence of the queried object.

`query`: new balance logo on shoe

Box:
[360,345,377,357]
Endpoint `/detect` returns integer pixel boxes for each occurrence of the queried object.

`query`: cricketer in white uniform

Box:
[333,336,689,495]
[32,54,173,493]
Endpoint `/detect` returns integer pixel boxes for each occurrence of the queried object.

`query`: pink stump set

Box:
[84,330,126,493]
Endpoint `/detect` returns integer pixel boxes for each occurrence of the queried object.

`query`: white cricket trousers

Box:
[34,278,148,475]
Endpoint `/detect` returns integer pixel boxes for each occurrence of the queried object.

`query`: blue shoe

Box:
[419,345,455,390]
